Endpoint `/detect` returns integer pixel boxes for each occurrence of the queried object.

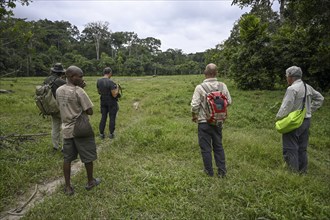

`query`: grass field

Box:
[0,75,329,219]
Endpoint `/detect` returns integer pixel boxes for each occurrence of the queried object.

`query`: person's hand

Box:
[79,80,86,88]
[192,115,198,123]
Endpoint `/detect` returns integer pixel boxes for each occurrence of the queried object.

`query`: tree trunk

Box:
[279,0,286,22]
[93,34,101,60]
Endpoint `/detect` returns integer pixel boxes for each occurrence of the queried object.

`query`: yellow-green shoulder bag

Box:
[275,82,307,134]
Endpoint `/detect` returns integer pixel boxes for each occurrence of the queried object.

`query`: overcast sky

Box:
[13,0,251,54]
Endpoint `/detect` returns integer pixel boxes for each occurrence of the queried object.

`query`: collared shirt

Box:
[276,79,324,120]
[191,78,232,123]
[56,83,94,139]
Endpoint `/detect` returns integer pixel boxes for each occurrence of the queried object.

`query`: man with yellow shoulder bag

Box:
[275,66,324,173]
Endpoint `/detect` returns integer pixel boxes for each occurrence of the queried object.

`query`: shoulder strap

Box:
[217,82,223,92]
[200,83,210,94]
[302,82,307,110]
[48,76,58,88]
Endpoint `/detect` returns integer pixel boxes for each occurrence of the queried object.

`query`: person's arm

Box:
[310,87,324,112]
[191,86,201,122]
[96,80,102,95]
[111,84,119,98]
[77,88,94,115]
[222,83,232,106]
[78,80,86,89]
[111,87,119,97]
[192,112,198,123]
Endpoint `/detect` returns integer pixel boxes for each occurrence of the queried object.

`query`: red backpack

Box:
[201,83,228,126]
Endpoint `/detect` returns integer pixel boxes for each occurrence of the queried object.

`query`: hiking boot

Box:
[100,134,105,139]
[109,133,115,139]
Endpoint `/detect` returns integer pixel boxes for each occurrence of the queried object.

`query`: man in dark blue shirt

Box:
[96,67,120,139]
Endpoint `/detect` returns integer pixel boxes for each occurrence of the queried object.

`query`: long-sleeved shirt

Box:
[276,79,324,120]
[191,78,232,123]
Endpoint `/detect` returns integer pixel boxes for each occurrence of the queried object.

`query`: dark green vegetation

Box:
[0,75,329,219]
[1,0,329,91]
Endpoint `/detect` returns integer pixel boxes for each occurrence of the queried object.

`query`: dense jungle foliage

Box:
[0,0,329,91]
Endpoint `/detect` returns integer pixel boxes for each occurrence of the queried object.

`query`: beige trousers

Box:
[51,113,62,149]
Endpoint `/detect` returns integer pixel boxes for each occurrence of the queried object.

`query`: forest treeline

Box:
[1,0,329,91]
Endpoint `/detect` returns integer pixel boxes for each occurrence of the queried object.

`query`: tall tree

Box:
[81,21,111,60]
[230,14,277,90]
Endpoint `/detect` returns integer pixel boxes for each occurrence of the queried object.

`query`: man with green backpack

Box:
[42,63,66,152]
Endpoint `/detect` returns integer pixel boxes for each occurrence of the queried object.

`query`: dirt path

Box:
[0,160,84,220]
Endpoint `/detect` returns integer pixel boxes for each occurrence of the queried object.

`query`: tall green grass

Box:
[0,75,329,219]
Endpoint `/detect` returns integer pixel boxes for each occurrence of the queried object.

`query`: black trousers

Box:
[99,103,118,135]
[198,123,226,175]
[282,118,310,173]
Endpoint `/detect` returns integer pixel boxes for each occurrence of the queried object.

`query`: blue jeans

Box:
[282,118,310,173]
[198,123,226,176]
[99,103,118,135]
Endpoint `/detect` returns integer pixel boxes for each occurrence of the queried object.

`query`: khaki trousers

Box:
[51,113,62,149]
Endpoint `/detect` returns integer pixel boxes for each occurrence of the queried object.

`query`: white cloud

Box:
[13,0,249,54]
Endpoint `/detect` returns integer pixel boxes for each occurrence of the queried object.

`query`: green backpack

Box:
[35,79,59,116]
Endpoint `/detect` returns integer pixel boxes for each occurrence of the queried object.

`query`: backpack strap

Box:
[44,75,58,86]
[200,83,210,94]
[217,82,223,92]
[302,82,307,110]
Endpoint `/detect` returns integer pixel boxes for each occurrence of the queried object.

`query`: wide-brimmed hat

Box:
[51,63,66,73]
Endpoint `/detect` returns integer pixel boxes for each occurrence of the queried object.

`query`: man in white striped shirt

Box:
[191,63,232,177]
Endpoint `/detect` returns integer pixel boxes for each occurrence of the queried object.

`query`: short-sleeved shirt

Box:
[56,83,94,139]
[191,78,232,123]
[96,78,118,104]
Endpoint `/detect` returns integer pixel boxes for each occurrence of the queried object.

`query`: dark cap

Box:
[51,63,66,73]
